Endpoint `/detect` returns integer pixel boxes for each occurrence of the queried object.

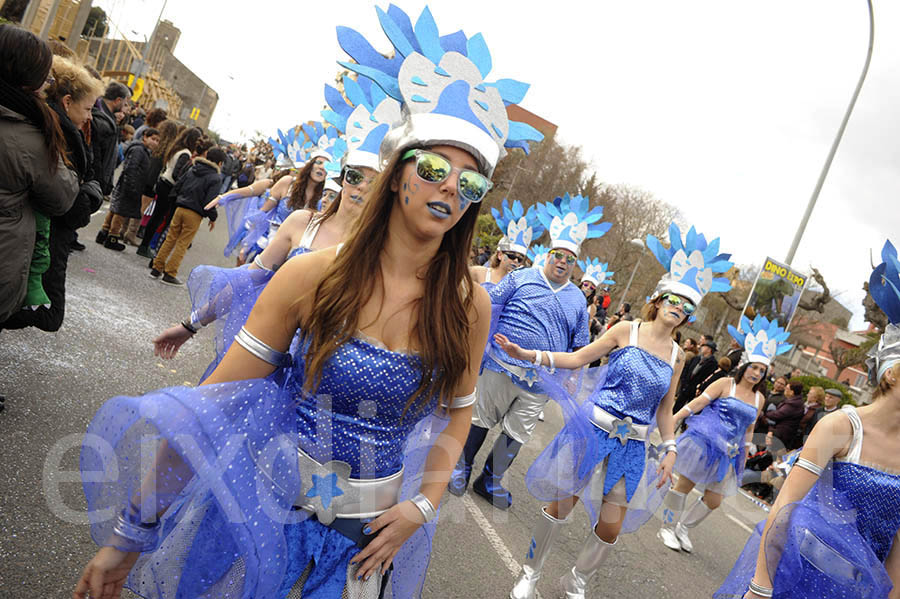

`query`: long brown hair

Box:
[152,119,179,160]
[0,24,67,172]
[299,151,481,413]
[288,158,325,211]
[164,126,202,165]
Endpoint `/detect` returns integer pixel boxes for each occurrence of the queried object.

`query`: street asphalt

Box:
[0,206,768,598]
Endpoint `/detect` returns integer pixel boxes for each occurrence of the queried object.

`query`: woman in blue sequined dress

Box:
[657,365,763,552]
[715,242,900,599]
[71,6,544,598]
[497,223,734,599]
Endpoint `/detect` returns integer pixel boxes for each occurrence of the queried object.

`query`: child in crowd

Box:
[150,146,224,285]
[97,128,158,251]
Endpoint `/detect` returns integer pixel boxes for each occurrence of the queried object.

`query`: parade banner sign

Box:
[741,257,809,330]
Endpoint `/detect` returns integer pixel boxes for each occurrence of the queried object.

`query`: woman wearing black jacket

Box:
[2,55,103,332]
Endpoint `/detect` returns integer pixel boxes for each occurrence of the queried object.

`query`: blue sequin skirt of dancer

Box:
[80,376,446,599]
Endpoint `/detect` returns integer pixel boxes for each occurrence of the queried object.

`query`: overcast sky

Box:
[94,0,898,329]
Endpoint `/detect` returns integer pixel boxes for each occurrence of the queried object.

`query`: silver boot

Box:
[510,506,568,599]
[560,529,617,599]
[675,496,713,553]
[657,489,688,551]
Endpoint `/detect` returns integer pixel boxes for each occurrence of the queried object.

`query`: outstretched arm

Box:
[494,320,632,370]
[251,209,313,271]
[673,377,729,426]
[205,178,273,210]
[351,285,492,581]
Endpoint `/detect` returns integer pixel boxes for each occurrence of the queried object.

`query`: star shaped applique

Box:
[726,443,740,458]
[306,472,344,511]
[522,368,539,386]
[610,416,634,446]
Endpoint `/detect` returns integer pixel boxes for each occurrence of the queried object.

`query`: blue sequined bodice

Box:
[289,336,438,479]
[592,346,672,425]
[689,395,758,446]
[817,462,900,561]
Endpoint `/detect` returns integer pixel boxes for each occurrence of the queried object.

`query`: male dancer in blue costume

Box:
[449,194,608,510]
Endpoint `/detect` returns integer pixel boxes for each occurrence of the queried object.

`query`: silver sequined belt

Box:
[294,448,403,525]
[588,404,649,445]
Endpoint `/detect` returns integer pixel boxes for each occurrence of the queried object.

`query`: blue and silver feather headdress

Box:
[269,121,346,173]
[322,74,401,172]
[490,199,544,255]
[727,315,792,367]
[578,258,615,287]
[529,244,550,270]
[535,193,612,257]
[646,223,733,305]
[336,4,543,177]
[866,240,900,385]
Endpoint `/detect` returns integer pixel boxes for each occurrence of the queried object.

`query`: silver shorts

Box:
[472,369,548,444]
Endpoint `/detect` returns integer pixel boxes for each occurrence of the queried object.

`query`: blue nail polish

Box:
[363,526,372,534]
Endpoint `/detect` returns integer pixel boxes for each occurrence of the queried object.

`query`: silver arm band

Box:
[795,457,824,477]
[443,389,477,409]
[253,253,275,272]
[660,439,678,454]
[748,581,774,597]
[547,351,555,373]
[410,493,437,523]
[234,326,291,367]
[188,310,205,330]
[112,508,161,553]
[532,349,542,368]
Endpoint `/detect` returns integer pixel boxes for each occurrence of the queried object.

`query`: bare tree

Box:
[829,333,878,381]
[797,268,832,313]
[862,281,889,332]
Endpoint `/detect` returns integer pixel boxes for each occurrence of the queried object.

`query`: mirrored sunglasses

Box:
[661,293,696,315]
[549,250,576,265]
[344,167,374,187]
[502,251,524,264]
[401,149,492,203]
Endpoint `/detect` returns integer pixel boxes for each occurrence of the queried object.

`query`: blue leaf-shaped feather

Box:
[337,26,401,78]
[338,61,402,100]
[440,30,468,55]
[376,5,416,58]
[387,3,421,54]
[485,79,530,105]
[324,84,352,118]
[466,33,492,79]
[414,6,444,64]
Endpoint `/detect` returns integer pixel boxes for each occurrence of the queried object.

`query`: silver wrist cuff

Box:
[748,580,774,597]
[532,349,542,368]
[253,253,275,272]
[188,310,205,330]
[660,439,678,455]
[410,493,437,523]
[112,509,161,553]
[234,326,291,367]
[547,351,555,373]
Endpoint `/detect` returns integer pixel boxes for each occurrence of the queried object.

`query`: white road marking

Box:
[726,513,753,534]
[461,493,542,599]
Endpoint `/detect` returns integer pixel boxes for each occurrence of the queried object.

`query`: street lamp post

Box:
[785,0,874,265]
[618,238,645,311]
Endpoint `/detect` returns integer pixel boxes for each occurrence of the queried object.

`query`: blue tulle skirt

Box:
[187,264,275,381]
[80,375,446,599]
[220,193,267,258]
[674,430,744,496]
[714,483,894,598]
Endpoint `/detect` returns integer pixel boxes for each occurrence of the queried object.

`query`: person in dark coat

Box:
[150,147,224,285]
[675,338,718,411]
[725,339,743,374]
[754,375,787,434]
[98,129,159,250]
[0,25,79,325]
[697,356,733,393]
[2,56,104,332]
[90,81,129,196]
[765,379,805,450]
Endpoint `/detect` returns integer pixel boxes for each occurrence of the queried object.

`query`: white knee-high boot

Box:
[675,496,713,553]
[560,528,617,599]
[509,506,568,599]
[657,489,688,551]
